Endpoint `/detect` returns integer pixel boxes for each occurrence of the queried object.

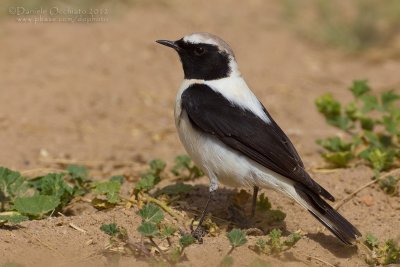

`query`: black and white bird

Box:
[156,32,361,244]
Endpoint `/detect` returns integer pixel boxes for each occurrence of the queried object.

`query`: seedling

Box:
[171,155,204,180]
[256,193,286,223]
[13,195,60,219]
[135,159,166,193]
[250,229,301,255]
[0,211,28,225]
[0,167,27,211]
[364,233,400,265]
[135,203,195,264]
[92,180,121,208]
[227,228,247,254]
[316,80,400,193]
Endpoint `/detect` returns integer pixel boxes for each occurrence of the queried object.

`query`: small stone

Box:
[359,195,374,207]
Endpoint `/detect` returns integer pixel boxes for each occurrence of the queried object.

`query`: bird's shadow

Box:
[307,232,358,258]
[165,183,359,257]
[173,184,287,232]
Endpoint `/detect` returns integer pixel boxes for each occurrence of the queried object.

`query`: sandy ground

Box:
[0,0,400,266]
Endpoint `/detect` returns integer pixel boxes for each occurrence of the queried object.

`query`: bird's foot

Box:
[190,219,207,243]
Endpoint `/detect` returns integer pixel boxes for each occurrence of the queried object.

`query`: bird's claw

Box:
[190,218,207,243]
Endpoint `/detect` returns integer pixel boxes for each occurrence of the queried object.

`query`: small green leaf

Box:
[321,151,354,167]
[328,116,352,130]
[100,223,127,240]
[283,232,302,247]
[171,155,204,180]
[179,234,196,247]
[268,229,283,253]
[257,193,271,211]
[219,255,234,267]
[365,233,379,248]
[381,239,400,265]
[0,211,28,224]
[149,159,166,175]
[227,228,247,248]
[138,203,164,224]
[381,90,400,110]
[67,165,88,181]
[364,148,394,173]
[135,174,160,192]
[266,209,286,223]
[171,155,191,176]
[0,167,27,204]
[137,222,158,237]
[360,117,375,130]
[156,183,193,196]
[110,175,125,185]
[350,80,370,98]
[29,173,74,208]
[315,93,341,119]
[379,176,399,195]
[383,113,400,135]
[361,95,379,113]
[345,102,359,121]
[256,238,267,250]
[100,223,119,236]
[160,225,177,238]
[94,181,121,204]
[317,137,353,152]
[14,195,60,218]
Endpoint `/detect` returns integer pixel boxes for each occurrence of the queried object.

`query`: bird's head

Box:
[156,32,240,80]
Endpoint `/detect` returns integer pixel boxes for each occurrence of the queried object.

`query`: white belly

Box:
[176,110,294,192]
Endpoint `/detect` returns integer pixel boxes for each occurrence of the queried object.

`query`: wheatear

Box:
[156,32,361,244]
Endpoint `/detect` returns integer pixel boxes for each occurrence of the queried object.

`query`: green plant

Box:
[135,203,195,264]
[0,168,27,211]
[171,155,203,180]
[250,229,301,255]
[91,175,125,209]
[135,159,166,192]
[316,80,400,193]
[256,193,286,223]
[364,233,400,265]
[227,228,247,254]
[0,165,94,221]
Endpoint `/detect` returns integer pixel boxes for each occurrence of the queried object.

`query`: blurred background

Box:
[1,0,400,170]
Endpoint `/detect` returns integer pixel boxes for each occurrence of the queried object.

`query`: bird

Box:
[156,32,361,245]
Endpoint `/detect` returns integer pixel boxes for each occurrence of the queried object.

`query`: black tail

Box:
[294,183,361,245]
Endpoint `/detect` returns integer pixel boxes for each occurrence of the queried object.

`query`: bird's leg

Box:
[251,186,259,218]
[191,189,216,243]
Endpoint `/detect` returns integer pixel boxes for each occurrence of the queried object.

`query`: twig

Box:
[126,241,152,257]
[227,246,235,255]
[299,253,336,267]
[56,212,87,234]
[334,168,400,210]
[149,237,169,262]
[69,223,87,234]
[310,168,343,174]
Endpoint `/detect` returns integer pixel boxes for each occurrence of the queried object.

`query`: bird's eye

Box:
[194,47,206,56]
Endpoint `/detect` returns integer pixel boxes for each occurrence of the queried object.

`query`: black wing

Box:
[181,83,334,201]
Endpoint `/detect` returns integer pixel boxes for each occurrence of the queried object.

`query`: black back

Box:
[181,83,335,201]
